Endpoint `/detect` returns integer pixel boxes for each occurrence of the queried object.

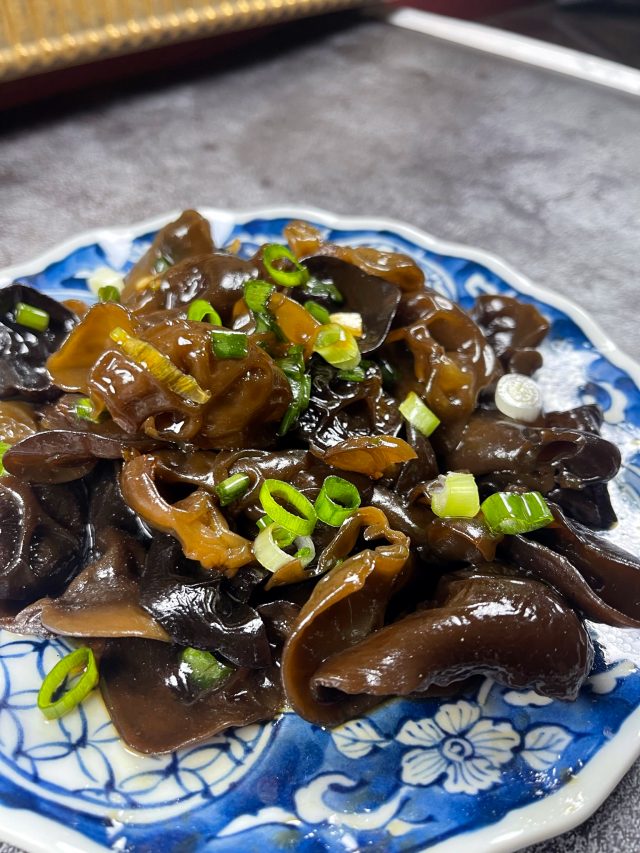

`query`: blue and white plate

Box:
[1,207,640,853]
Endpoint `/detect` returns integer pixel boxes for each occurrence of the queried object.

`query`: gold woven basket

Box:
[0,0,360,82]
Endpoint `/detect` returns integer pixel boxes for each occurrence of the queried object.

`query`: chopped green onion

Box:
[277,345,312,436]
[0,441,11,477]
[313,323,361,371]
[98,285,120,303]
[315,475,361,527]
[15,302,50,332]
[210,329,248,360]
[430,472,480,518]
[259,479,317,537]
[256,515,295,546]
[315,325,340,348]
[304,300,331,324]
[481,491,554,535]
[181,647,234,690]
[243,280,283,337]
[256,515,296,546]
[74,398,96,420]
[294,546,313,562]
[337,366,366,382]
[303,276,344,304]
[279,373,312,437]
[187,299,222,325]
[216,472,251,507]
[87,266,124,297]
[244,280,275,313]
[263,244,309,288]
[278,344,305,379]
[110,327,211,405]
[292,536,314,564]
[73,397,105,423]
[253,524,293,572]
[338,359,373,383]
[276,525,296,547]
[253,522,315,573]
[399,391,440,438]
[154,255,171,274]
[37,647,99,720]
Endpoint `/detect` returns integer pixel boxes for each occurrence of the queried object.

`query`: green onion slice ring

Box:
[315,475,362,527]
[187,299,222,325]
[98,285,121,303]
[258,479,317,536]
[37,647,99,720]
[262,244,309,288]
[253,522,315,573]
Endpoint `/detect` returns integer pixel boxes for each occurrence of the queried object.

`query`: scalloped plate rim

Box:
[0,205,639,853]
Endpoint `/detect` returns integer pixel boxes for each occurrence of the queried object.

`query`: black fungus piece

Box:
[37,530,166,641]
[224,564,269,603]
[471,294,550,375]
[544,404,604,434]
[302,256,401,353]
[371,485,433,551]
[124,254,258,326]
[386,422,439,496]
[139,534,271,668]
[2,430,143,484]
[123,209,215,290]
[446,410,621,494]
[0,284,76,401]
[528,504,640,621]
[100,637,283,753]
[502,533,640,628]
[88,461,151,546]
[0,599,52,636]
[281,509,410,727]
[547,483,617,529]
[426,515,503,564]
[257,600,301,643]
[312,571,594,702]
[296,359,402,451]
[0,475,87,602]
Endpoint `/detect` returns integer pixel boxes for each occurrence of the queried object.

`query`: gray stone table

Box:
[1,9,639,852]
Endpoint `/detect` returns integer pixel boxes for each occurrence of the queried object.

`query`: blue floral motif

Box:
[327,694,574,796]
[396,700,521,794]
[1,209,640,853]
[520,725,573,772]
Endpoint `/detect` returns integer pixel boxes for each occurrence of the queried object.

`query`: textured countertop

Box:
[1,10,640,851]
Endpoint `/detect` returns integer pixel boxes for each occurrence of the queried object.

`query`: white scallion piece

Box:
[329,312,363,338]
[495,373,542,423]
[253,523,315,573]
[87,267,125,297]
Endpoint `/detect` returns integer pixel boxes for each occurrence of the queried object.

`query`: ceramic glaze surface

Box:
[1,208,640,853]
